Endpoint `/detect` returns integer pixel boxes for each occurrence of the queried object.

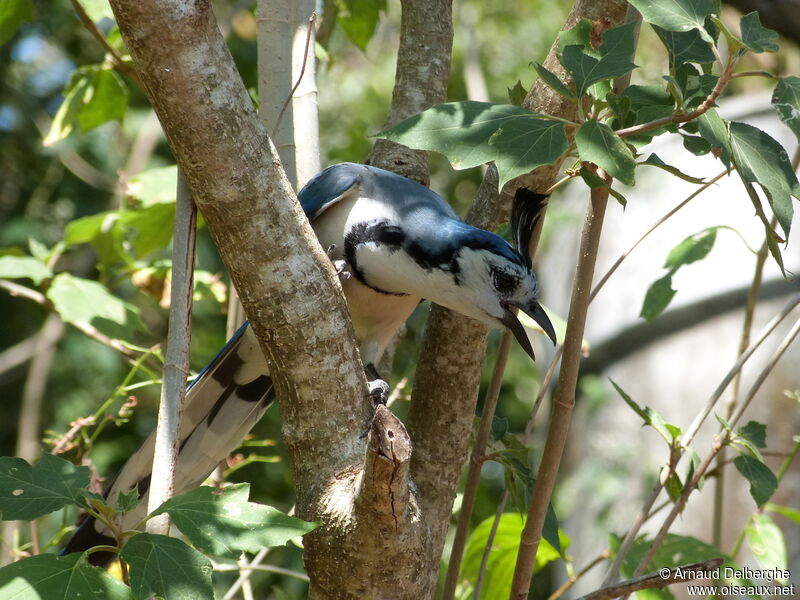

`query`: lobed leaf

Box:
[653,25,715,67]
[151,484,318,558]
[575,119,636,185]
[0,552,131,600]
[532,63,575,100]
[120,533,213,600]
[0,454,90,520]
[733,454,777,507]
[46,273,143,340]
[729,121,800,239]
[507,80,528,106]
[772,76,800,143]
[558,22,638,98]
[628,0,717,40]
[376,101,568,188]
[739,11,779,54]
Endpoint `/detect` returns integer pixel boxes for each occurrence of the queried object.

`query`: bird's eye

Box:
[491,267,517,294]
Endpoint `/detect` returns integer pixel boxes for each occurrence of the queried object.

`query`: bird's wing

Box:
[299,162,365,222]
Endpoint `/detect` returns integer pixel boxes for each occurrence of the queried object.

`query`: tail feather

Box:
[63,323,274,564]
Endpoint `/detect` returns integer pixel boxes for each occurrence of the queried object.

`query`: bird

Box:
[62,162,556,561]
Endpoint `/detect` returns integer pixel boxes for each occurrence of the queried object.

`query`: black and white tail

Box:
[63,323,274,565]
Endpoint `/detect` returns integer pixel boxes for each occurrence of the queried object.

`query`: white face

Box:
[442,248,538,327]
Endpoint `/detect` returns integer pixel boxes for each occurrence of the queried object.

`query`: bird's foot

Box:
[367,377,390,406]
[326,245,352,280]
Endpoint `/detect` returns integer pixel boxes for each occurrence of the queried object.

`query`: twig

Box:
[146,170,196,531]
[271,11,317,139]
[474,488,509,600]
[222,548,270,600]
[589,169,728,303]
[67,0,140,83]
[0,280,152,362]
[582,558,723,600]
[616,56,737,139]
[604,293,800,585]
[442,332,514,600]
[629,314,800,584]
[213,559,310,582]
[548,550,610,600]
[510,179,610,600]
[712,216,774,548]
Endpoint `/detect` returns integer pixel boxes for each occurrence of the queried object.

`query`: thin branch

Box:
[548,550,611,600]
[630,314,800,583]
[67,0,140,83]
[511,179,610,600]
[604,293,800,585]
[146,170,196,532]
[589,169,728,303]
[213,559,310,582]
[583,558,724,600]
[271,11,317,140]
[474,488,508,600]
[616,56,737,138]
[443,331,514,600]
[0,316,64,378]
[222,548,270,600]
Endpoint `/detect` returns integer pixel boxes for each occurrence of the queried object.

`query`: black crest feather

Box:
[511,188,549,267]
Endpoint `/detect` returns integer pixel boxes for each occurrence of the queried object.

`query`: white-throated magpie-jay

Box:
[63,162,556,560]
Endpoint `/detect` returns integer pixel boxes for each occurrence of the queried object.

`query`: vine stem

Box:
[68,0,139,83]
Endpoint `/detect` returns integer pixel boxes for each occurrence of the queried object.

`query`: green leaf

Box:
[0,0,33,47]
[729,121,800,239]
[640,273,676,322]
[628,0,717,39]
[557,19,594,58]
[76,69,128,133]
[0,454,89,520]
[765,503,800,524]
[46,273,142,339]
[682,134,712,155]
[665,471,684,503]
[78,0,114,23]
[640,153,705,184]
[653,25,715,66]
[739,11,779,54]
[117,488,141,513]
[507,80,528,106]
[459,513,569,600]
[664,228,717,269]
[737,420,767,449]
[733,454,777,507]
[376,101,569,188]
[772,76,800,143]
[120,203,176,257]
[120,533,213,600]
[579,165,628,206]
[338,0,386,51]
[0,552,132,600]
[126,165,178,206]
[152,484,317,558]
[610,379,681,445]
[745,513,787,577]
[43,66,128,145]
[696,109,731,168]
[559,22,638,98]
[0,255,52,284]
[575,119,636,185]
[532,63,575,99]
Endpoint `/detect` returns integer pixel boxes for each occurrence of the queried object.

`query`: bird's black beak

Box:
[500,302,557,361]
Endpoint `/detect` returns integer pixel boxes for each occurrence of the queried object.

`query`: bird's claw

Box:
[333,260,351,280]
